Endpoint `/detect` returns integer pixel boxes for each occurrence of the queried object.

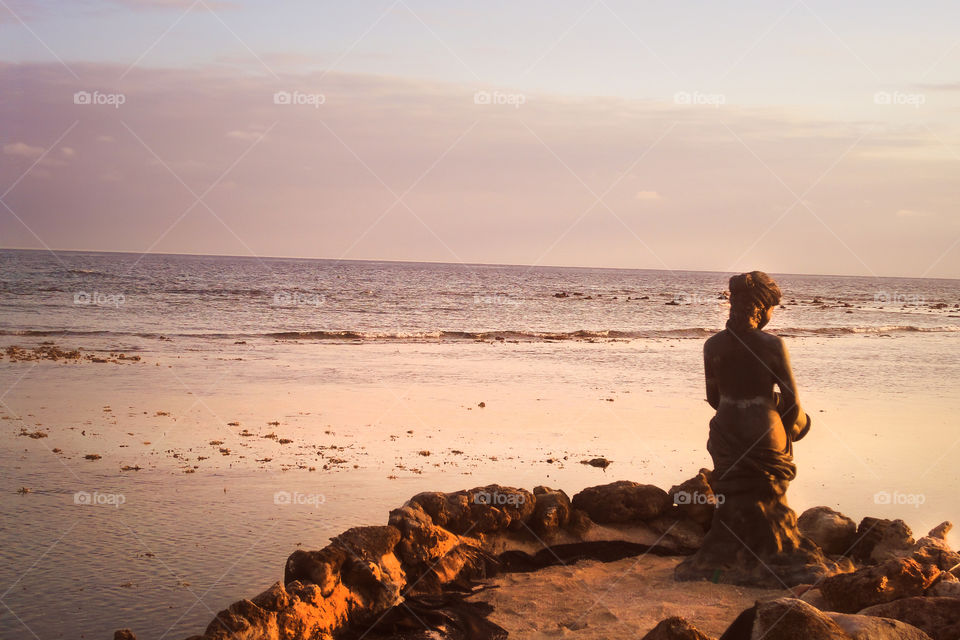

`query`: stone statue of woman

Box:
[675,271,843,587]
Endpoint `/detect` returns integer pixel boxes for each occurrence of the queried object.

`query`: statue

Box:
[675,271,844,587]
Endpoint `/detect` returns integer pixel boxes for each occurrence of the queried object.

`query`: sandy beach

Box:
[2,322,958,638]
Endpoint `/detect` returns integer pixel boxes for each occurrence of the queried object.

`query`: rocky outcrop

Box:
[150,479,705,640]
[121,474,954,640]
[798,507,857,555]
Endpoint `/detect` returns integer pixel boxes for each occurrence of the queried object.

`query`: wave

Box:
[2,325,958,342]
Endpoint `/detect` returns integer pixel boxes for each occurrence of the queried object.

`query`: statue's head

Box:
[728,271,781,330]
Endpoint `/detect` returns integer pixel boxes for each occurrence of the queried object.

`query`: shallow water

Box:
[0,251,958,639]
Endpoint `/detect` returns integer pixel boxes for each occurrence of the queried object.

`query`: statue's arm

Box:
[773,338,807,434]
[704,344,719,410]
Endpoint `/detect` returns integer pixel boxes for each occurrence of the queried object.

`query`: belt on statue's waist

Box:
[718,395,773,409]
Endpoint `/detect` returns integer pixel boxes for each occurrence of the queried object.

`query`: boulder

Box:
[748,597,850,639]
[870,519,916,563]
[388,503,460,567]
[799,587,829,610]
[911,522,960,572]
[848,517,914,563]
[571,481,672,524]
[668,469,716,530]
[114,631,137,640]
[409,485,535,535]
[928,573,960,597]
[797,507,857,555]
[529,486,572,537]
[641,615,715,639]
[826,612,933,639]
[820,557,941,613]
[859,597,960,640]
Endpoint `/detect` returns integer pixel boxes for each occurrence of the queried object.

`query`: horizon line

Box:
[1,245,956,282]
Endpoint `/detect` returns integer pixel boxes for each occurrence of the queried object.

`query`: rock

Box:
[582,457,612,469]
[409,485,535,535]
[529,486,572,538]
[800,587,829,610]
[387,503,494,593]
[927,522,952,540]
[113,630,137,640]
[748,597,850,639]
[640,615,715,639]
[825,612,933,640]
[870,519,915,563]
[669,468,716,530]
[858,597,960,640]
[571,481,671,524]
[928,578,960,597]
[911,523,960,572]
[848,517,914,563]
[798,507,857,555]
[820,557,941,613]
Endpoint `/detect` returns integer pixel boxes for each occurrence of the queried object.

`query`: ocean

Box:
[0,249,958,639]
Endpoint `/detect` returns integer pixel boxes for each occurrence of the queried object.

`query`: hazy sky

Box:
[2,0,959,276]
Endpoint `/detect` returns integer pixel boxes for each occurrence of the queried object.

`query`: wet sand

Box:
[473,555,779,638]
[2,333,958,638]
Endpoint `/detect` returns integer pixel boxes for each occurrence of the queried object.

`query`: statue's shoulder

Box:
[703,329,727,353]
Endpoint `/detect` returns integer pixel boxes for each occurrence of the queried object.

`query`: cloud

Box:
[3,142,44,158]
[896,209,934,218]
[1,61,958,277]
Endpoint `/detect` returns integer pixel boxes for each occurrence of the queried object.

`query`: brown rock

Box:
[826,612,933,640]
[858,597,960,640]
[113,630,137,640]
[798,507,857,555]
[749,597,851,639]
[668,468,716,530]
[820,557,941,613]
[529,486,572,538]
[409,485,535,534]
[571,481,671,524]
[870,519,916,563]
[911,523,960,572]
[848,517,914,563]
[640,615,715,639]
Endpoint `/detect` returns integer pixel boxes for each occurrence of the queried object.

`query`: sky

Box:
[1,0,959,277]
